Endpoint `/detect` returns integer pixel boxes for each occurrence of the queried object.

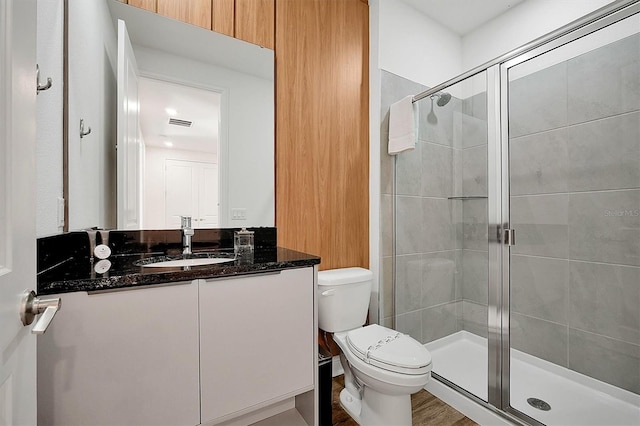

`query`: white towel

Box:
[388,95,416,155]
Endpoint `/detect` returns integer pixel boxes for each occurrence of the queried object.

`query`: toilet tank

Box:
[318,267,373,333]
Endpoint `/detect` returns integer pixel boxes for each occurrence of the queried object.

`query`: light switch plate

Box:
[231,208,247,220]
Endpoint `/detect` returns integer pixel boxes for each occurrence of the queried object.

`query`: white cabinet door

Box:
[199,268,315,423]
[37,282,200,426]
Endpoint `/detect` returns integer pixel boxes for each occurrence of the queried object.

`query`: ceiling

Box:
[138,78,221,154]
[400,0,526,36]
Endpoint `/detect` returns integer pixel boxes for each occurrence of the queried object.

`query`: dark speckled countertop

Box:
[37,228,320,295]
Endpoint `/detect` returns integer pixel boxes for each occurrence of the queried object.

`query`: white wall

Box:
[144,146,216,229]
[369,0,382,324]
[378,0,462,88]
[134,46,274,227]
[36,0,64,237]
[67,0,117,231]
[462,0,616,71]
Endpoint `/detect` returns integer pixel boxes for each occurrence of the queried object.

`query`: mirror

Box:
[64,0,274,231]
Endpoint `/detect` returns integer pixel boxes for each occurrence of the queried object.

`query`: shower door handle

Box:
[504,228,516,246]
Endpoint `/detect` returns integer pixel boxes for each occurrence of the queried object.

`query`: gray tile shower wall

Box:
[460,89,489,341]
[508,33,640,393]
[567,34,640,125]
[380,70,428,332]
[509,61,568,138]
[568,328,640,395]
[381,70,491,346]
[510,128,569,195]
[510,255,569,325]
[380,70,463,343]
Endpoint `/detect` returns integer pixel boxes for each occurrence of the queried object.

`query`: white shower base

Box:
[424,331,640,426]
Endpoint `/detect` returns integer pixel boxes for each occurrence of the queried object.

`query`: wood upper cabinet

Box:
[212,0,235,37]
[157,0,212,30]
[275,0,369,270]
[127,0,156,12]
[121,0,274,49]
[235,0,275,49]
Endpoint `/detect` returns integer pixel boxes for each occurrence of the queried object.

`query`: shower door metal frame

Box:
[496,2,640,424]
[486,63,504,409]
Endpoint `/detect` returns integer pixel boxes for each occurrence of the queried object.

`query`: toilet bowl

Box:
[334,325,432,425]
[318,268,432,426]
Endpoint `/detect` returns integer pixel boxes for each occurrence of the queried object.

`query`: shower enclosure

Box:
[387,1,640,424]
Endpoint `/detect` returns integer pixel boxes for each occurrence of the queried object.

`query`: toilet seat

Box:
[345,324,432,375]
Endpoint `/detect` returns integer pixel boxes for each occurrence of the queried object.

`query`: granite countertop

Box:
[38,247,320,295]
[37,228,320,295]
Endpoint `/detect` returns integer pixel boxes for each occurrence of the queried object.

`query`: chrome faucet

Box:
[181,216,194,255]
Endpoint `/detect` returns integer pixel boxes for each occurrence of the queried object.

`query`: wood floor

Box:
[331,376,477,426]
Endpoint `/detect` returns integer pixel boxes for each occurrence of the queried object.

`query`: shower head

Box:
[431,92,452,107]
[437,92,452,106]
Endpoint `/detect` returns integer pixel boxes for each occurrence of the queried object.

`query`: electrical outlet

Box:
[231,208,247,220]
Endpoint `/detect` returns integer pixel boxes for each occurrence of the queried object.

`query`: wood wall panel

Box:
[212,0,235,37]
[157,0,212,30]
[127,0,156,12]
[275,0,369,271]
[235,0,275,49]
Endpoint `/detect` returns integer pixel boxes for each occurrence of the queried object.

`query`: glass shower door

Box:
[394,71,490,402]
[505,12,640,425]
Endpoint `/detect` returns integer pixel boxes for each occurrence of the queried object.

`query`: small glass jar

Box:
[234,228,254,256]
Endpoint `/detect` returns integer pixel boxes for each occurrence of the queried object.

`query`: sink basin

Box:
[136,253,235,268]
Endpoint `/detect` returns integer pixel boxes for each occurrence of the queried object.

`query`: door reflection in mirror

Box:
[139,78,221,229]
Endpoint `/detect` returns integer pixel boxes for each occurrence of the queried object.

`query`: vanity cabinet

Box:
[37,266,318,426]
[37,281,200,426]
[199,267,315,424]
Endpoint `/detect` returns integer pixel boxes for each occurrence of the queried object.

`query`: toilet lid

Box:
[346,324,432,375]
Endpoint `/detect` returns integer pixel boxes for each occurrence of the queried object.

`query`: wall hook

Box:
[36,64,53,94]
[80,119,92,139]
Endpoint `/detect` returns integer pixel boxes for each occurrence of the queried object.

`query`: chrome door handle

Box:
[20,290,61,334]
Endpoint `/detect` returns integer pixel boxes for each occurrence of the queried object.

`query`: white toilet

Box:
[318,267,432,426]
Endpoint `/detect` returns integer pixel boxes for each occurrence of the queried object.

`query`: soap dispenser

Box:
[234,228,254,256]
